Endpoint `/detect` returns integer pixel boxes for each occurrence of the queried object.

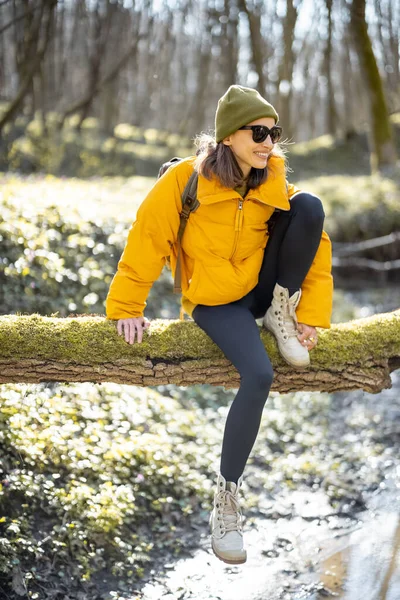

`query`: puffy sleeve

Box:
[287,181,301,199]
[286,180,333,328]
[105,159,193,319]
[296,230,334,329]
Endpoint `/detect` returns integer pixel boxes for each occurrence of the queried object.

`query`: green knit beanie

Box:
[215,85,279,143]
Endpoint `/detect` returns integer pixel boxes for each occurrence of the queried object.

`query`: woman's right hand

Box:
[117,317,151,344]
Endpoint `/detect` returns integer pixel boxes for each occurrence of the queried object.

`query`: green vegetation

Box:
[1,110,399,179]
[288,112,400,177]
[0,382,218,598]
[0,168,398,326]
[0,122,399,598]
[1,382,396,598]
[1,114,193,177]
[253,389,394,507]
[297,173,400,241]
[0,191,180,320]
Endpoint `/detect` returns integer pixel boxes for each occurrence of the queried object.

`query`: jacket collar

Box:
[196,155,290,211]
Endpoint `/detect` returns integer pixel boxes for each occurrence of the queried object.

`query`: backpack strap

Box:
[174,171,199,294]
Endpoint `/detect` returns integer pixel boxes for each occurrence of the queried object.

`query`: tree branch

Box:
[0,310,399,393]
[333,232,400,256]
[58,33,145,126]
[332,257,400,270]
[0,0,57,134]
[0,4,42,37]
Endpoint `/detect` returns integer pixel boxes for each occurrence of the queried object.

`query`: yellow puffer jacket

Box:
[106,155,333,328]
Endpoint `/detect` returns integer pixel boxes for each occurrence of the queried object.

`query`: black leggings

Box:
[192,192,325,483]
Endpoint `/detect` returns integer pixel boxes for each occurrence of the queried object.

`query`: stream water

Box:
[136,373,400,600]
[312,496,400,599]
[302,460,400,599]
[136,288,400,600]
[304,373,400,600]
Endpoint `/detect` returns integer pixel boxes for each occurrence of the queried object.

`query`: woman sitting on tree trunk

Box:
[106,85,333,565]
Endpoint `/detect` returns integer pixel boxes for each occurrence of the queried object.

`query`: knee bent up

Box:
[291,192,325,226]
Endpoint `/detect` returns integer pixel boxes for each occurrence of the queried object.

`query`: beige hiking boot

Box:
[210,473,247,564]
[263,283,310,368]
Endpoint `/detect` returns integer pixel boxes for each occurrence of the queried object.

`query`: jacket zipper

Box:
[230,199,244,260]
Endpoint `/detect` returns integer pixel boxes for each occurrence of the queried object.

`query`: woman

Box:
[106,85,333,565]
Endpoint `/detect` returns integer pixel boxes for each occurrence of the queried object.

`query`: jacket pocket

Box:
[185,259,247,305]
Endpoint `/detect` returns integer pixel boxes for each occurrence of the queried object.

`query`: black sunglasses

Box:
[238,124,282,144]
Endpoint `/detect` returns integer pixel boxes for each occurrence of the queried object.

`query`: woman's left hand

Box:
[297,323,318,350]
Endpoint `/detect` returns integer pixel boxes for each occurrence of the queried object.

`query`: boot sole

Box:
[211,540,247,565]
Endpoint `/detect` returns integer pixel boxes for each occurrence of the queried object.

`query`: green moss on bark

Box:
[0,311,399,370]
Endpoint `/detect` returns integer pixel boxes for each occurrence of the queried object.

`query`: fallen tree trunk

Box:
[0,311,399,393]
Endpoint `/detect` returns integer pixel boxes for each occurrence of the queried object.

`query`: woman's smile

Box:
[254,151,269,160]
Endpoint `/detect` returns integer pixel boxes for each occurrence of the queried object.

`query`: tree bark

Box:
[0,3,41,37]
[221,0,239,88]
[374,0,399,112]
[237,0,267,93]
[324,0,336,135]
[349,0,397,173]
[341,32,357,138]
[178,12,212,136]
[276,0,299,138]
[75,0,114,129]
[0,0,57,134]
[0,311,399,393]
[387,0,400,108]
[57,34,144,129]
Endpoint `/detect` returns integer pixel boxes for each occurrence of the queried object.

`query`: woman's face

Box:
[222,116,276,179]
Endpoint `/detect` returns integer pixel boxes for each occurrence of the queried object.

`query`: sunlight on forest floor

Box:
[1,171,399,243]
[0,173,154,222]
[137,469,400,600]
[136,373,400,600]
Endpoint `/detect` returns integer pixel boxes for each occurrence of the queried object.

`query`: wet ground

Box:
[135,371,400,600]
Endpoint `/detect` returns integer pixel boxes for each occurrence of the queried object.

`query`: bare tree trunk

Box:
[324,0,337,135]
[154,10,175,128]
[237,0,267,93]
[12,0,39,117]
[177,45,211,136]
[191,46,212,135]
[308,77,319,140]
[57,33,144,129]
[387,0,400,109]
[76,0,114,129]
[277,0,299,138]
[341,32,356,138]
[101,81,117,135]
[374,0,399,112]
[35,64,48,135]
[58,0,82,111]
[221,0,239,87]
[349,0,397,173]
[0,2,41,37]
[177,1,213,136]
[0,0,57,134]
[0,6,7,94]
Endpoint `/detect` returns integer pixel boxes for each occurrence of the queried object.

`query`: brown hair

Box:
[193,132,289,189]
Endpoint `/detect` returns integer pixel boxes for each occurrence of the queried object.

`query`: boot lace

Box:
[215,489,243,534]
[277,293,299,341]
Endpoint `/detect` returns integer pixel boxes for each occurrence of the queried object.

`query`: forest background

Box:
[0,1,399,599]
